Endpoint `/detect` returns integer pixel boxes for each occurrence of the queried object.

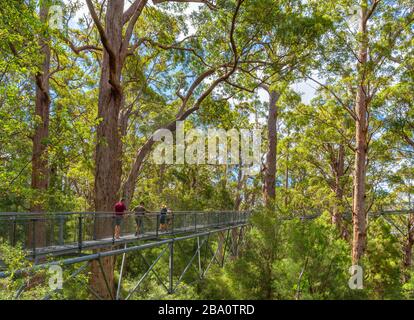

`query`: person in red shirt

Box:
[114,198,127,239]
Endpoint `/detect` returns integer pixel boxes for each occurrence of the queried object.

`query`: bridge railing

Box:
[0,211,251,255]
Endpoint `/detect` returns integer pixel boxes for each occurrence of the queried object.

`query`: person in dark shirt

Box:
[159,204,168,232]
[114,199,127,239]
[133,201,148,236]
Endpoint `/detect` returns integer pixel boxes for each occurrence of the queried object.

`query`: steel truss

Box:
[1,224,247,300]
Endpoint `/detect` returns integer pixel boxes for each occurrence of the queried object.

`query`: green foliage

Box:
[0,0,413,300]
[198,209,357,299]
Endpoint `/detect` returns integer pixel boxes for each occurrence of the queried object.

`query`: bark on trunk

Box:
[29,2,51,248]
[231,168,245,258]
[94,0,124,213]
[263,88,280,207]
[90,0,125,300]
[352,2,369,265]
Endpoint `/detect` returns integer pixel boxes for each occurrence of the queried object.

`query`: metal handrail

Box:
[0,210,252,258]
[0,210,250,218]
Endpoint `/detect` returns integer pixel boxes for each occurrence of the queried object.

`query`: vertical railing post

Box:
[171,213,174,234]
[48,214,52,247]
[169,241,174,294]
[156,214,160,238]
[197,236,202,277]
[78,215,83,251]
[93,213,97,240]
[12,217,17,246]
[112,215,116,244]
[59,215,64,245]
[31,218,36,258]
[194,212,197,232]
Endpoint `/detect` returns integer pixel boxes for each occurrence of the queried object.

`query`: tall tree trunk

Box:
[284,128,290,207]
[90,0,125,300]
[94,0,124,213]
[28,2,51,249]
[263,87,280,208]
[352,1,369,265]
[332,144,349,239]
[232,167,245,258]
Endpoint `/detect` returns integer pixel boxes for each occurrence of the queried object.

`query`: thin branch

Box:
[306,75,358,121]
[131,37,209,66]
[121,0,148,59]
[123,0,147,24]
[152,0,217,10]
[365,0,381,24]
[85,0,122,94]
[85,0,116,61]
[61,34,102,54]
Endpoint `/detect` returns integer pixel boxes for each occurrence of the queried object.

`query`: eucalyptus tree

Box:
[0,0,67,246]
[120,0,271,206]
[67,0,267,299]
[381,59,414,278]
[290,91,354,238]
[30,1,52,219]
[221,0,333,207]
[0,2,40,211]
[309,0,414,265]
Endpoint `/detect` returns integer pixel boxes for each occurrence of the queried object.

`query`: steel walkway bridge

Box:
[0,209,411,299]
[0,210,250,258]
[0,210,251,299]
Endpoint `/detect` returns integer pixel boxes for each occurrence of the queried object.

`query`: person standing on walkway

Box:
[159,204,168,232]
[114,198,127,239]
[134,201,148,236]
